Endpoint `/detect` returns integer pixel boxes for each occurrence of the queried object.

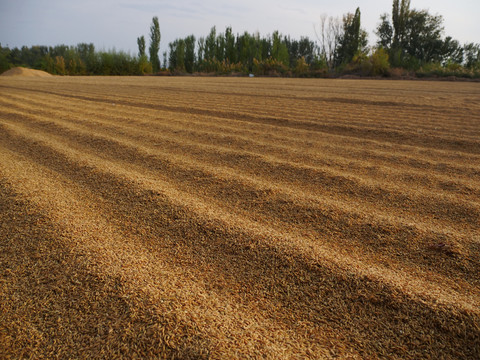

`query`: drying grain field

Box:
[0,76,479,359]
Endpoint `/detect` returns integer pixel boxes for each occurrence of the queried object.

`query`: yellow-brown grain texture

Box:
[1,67,53,77]
[0,76,479,359]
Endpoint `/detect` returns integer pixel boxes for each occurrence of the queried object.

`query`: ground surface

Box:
[0,76,479,359]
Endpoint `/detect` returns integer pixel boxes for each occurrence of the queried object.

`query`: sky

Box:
[1,0,479,56]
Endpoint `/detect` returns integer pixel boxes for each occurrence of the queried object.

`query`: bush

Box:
[55,56,66,75]
[370,48,390,76]
[252,57,288,76]
[197,58,245,74]
[138,55,152,75]
[294,57,309,77]
[342,49,390,77]
[416,62,479,79]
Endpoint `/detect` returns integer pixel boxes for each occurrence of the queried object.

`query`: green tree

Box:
[298,37,316,65]
[162,51,167,69]
[197,37,205,62]
[76,43,97,74]
[168,39,185,72]
[294,56,309,76]
[463,43,480,69]
[379,0,449,67]
[205,26,217,61]
[441,37,463,65]
[403,9,444,64]
[335,8,367,66]
[137,36,146,58]
[271,31,289,66]
[285,36,316,67]
[184,35,196,73]
[176,40,186,72]
[392,0,410,50]
[41,53,55,74]
[77,58,87,75]
[0,44,12,73]
[99,52,114,75]
[224,26,237,63]
[149,16,161,72]
[137,35,151,74]
[285,36,299,67]
[7,47,22,66]
[216,31,225,61]
[235,31,264,71]
[55,56,66,75]
[382,0,411,66]
[376,13,393,49]
[236,32,250,66]
[68,58,77,75]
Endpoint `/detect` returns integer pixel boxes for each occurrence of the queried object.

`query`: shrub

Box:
[252,57,288,76]
[416,62,479,79]
[138,55,152,75]
[342,49,390,77]
[197,58,245,74]
[370,48,390,76]
[55,56,66,75]
[294,57,309,77]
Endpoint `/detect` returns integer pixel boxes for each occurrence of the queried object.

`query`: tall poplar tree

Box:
[335,7,367,66]
[224,26,236,63]
[149,16,161,72]
[205,26,217,61]
[392,0,410,50]
[137,36,146,58]
[271,31,289,66]
[184,35,196,73]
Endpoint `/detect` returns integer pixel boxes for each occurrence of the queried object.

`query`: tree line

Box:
[1,1,479,78]
[0,43,151,76]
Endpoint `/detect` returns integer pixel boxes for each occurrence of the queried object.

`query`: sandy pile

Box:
[1,67,53,77]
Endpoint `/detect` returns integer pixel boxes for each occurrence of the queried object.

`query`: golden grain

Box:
[0,76,479,359]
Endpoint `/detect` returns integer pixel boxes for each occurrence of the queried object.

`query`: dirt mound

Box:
[1,67,53,77]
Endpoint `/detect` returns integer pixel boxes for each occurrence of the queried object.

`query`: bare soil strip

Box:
[1,77,479,359]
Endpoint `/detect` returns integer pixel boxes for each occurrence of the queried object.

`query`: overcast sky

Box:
[1,0,479,56]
